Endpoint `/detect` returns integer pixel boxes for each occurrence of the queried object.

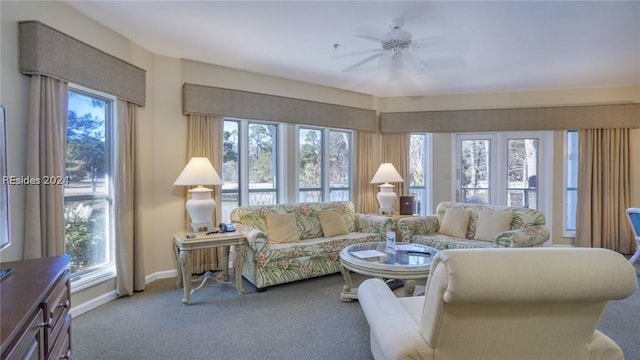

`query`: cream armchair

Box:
[358,248,637,360]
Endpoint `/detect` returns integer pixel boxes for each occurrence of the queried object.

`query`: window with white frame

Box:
[64,87,114,282]
[297,126,352,202]
[221,119,279,222]
[564,130,579,236]
[408,133,432,215]
[453,132,551,216]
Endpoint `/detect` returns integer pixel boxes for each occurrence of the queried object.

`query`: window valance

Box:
[182,83,377,132]
[380,103,640,133]
[19,21,146,106]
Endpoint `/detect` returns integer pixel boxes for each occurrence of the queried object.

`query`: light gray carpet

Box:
[72,273,640,360]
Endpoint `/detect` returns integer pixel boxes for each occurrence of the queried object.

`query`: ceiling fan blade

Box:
[353,34,385,43]
[331,48,382,59]
[342,53,384,72]
[402,53,430,74]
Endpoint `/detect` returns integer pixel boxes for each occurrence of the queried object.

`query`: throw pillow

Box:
[317,210,349,237]
[265,213,299,244]
[474,210,514,241]
[439,208,471,239]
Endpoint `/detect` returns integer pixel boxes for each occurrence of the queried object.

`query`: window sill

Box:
[70,266,116,293]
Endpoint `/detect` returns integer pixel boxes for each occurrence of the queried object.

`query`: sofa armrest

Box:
[355,214,394,237]
[233,224,269,252]
[358,279,433,360]
[494,225,550,247]
[397,216,439,242]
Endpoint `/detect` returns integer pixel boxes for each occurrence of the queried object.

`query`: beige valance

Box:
[182,83,377,132]
[380,103,640,133]
[19,21,146,106]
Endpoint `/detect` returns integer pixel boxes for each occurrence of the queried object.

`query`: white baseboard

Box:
[145,269,177,283]
[70,290,118,318]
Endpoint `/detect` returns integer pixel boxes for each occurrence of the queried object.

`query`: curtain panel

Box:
[576,128,632,254]
[184,114,225,274]
[380,133,409,212]
[24,75,68,259]
[352,131,378,214]
[115,100,145,295]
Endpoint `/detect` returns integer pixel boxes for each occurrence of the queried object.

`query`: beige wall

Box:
[1,1,639,309]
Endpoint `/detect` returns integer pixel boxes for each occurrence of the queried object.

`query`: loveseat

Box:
[397,201,550,249]
[230,201,393,291]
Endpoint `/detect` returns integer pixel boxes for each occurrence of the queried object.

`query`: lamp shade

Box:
[173,157,222,186]
[370,163,404,184]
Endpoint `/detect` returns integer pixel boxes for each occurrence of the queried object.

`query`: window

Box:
[408,133,432,215]
[453,132,550,214]
[64,87,114,282]
[297,127,352,202]
[221,119,279,221]
[564,130,579,236]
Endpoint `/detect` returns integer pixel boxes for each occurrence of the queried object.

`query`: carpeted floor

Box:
[72,272,640,360]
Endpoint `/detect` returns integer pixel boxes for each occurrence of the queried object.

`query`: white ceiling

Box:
[63,1,640,98]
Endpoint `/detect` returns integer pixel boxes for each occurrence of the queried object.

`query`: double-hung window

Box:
[221,119,279,221]
[297,127,352,202]
[64,86,114,285]
[408,133,432,215]
[564,130,579,236]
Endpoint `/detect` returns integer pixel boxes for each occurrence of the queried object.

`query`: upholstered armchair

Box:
[626,208,640,275]
[358,248,637,360]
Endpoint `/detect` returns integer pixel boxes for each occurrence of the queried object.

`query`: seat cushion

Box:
[411,234,496,250]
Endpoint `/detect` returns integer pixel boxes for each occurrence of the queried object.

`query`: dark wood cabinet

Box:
[0,255,71,360]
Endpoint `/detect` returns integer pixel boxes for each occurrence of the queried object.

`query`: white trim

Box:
[145,269,177,283]
[70,266,116,293]
[70,290,117,318]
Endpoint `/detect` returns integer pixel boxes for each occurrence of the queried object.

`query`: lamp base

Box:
[377,183,397,216]
[186,186,216,232]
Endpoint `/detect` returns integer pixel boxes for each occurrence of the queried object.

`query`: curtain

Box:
[576,128,632,253]
[115,99,145,295]
[24,75,68,259]
[353,131,378,214]
[380,133,409,212]
[185,114,224,274]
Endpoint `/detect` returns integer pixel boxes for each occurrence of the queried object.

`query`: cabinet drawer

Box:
[47,315,70,360]
[42,270,70,355]
[3,308,45,360]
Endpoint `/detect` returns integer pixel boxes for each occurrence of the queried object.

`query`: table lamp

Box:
[174,157,222,232]
[370,163,404,215]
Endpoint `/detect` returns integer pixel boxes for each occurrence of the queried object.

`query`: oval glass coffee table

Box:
[339,242,438,302]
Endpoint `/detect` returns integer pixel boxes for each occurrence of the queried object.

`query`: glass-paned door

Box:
[458,137,493,204]
[455,132,548,210]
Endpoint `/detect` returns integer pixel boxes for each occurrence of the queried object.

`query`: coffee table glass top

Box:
[344,242,437,267]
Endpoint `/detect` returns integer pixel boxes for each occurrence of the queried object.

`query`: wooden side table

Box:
[173,231,245,305]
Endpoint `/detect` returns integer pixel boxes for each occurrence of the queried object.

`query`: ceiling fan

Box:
[339,17,461,78]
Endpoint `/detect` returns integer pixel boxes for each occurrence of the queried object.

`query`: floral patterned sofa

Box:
[397,201,550,250]
[230,201,393,291]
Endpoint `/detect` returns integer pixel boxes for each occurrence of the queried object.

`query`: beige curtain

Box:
[115,99,145,295]
[380,133,409,212]
[185,114,224,273]
[24,75,68,259]
[576,128,632,253]
[353,131,378,214]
